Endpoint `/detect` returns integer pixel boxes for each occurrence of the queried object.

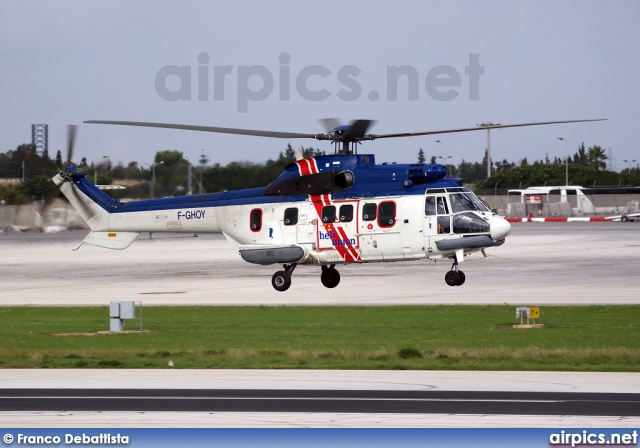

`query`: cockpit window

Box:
[436,196,449,215]
[449,193,489,213]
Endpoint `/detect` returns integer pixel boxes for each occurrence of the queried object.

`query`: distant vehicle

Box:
[507,186,640,217]
[608,201,640,222]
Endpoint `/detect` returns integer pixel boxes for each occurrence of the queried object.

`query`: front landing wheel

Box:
[444,271,460,286]
[444,270,466,286]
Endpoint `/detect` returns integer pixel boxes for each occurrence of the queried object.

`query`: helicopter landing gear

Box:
[444,260,465,286]
[320,264,341,288]
[272,264,296,292]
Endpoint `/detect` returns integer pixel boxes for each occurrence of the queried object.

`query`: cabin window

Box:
[284,207,298,226]
[378,201,396,227]
[425,196,436,215]
[322,205,336,223]
[362,203,377,221]
[250,208,262,232]
[339,204,354,222]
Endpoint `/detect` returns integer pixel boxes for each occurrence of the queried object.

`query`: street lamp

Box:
[437,155,452,174]
[435,140,452,174]
[477,123,500,178]
[557,138,568,186]
[623,159,637,175]
[144,161,164,198]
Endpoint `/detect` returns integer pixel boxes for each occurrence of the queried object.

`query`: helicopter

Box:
[53,118,604,291]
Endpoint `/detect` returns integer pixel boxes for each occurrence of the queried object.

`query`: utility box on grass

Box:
[514,306,543,328]
[110,301,141,332]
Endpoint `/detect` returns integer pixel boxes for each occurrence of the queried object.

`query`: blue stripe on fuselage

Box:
[72,174,463,213]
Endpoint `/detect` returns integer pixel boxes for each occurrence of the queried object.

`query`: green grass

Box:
[0,305,638,371]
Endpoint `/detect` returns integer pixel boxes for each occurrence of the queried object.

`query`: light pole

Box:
[186,157,192,196]
[144,161,164,198]
[623,159,637,175]
[477,123,500,178]
[435,140,453,175]
[557,138,568,186]
[94,156,110,184]
[437,155,452,174]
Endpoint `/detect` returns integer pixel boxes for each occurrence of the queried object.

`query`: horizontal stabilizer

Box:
[76,231,140,250]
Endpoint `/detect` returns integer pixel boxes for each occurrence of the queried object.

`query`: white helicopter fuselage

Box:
[54,117,603,290]
[54,156,510,291]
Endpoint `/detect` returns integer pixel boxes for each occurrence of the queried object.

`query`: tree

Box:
[495,159,515,173]
[55,150,63,169]
[17,175,56,201]
[417,149,426,164]
[571,143,587,165]
[155,150,184,166]
[587,145,607,171]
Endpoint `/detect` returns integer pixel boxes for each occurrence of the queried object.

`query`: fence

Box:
[480,194,640,218]
[0,204,86,231]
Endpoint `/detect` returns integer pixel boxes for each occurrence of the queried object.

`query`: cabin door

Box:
[423,194,452,252]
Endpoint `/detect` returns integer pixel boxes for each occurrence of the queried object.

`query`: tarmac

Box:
[1,221,639,427]
[2,369,640,428]
[1,221,639,306]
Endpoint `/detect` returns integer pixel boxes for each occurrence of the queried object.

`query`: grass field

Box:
[0,305,638,371]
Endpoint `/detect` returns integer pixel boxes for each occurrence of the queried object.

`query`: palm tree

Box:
[587,145,608,171]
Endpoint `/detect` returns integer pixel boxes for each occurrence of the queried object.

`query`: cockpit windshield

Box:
[449,192,490,213]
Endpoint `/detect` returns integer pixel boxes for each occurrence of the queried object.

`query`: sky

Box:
[1,0,638,171]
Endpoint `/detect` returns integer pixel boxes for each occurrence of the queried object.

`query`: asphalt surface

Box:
[2,221,640,305]
[2,389,640,416]
[1,222,639,427]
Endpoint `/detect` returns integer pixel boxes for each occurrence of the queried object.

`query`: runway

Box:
[1,222,639,427]
[3,389,640,416]
[1,369,639,427]
[2,221,640,305]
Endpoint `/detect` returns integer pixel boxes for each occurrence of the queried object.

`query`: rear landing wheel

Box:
[272,271,291,292]
[321,266,341,288]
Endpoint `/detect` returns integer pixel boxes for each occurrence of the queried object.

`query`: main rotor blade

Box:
[84,120,321,140]
[343,119,376,140]
[67,125,77,165]
[370,119,607,140]
[319,118,342,133]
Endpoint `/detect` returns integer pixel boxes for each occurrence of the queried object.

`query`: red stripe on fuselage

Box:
[311,193,361,263]
[297,158,361,262]
[296,158,317,177]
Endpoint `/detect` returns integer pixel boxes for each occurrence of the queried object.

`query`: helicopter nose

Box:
[490,215,511,241]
